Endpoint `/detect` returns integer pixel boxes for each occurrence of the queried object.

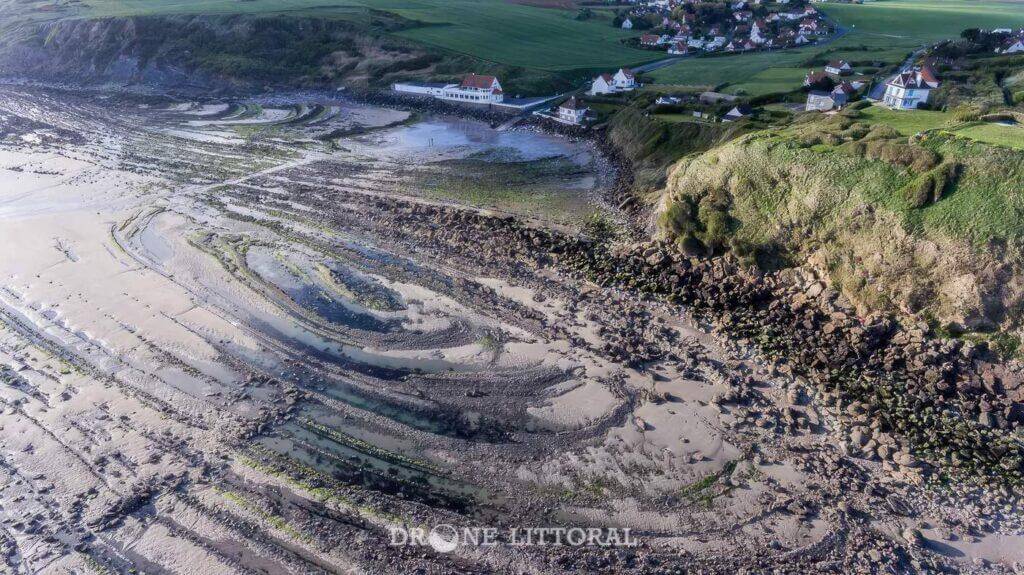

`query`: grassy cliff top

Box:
[656,107,1024,338]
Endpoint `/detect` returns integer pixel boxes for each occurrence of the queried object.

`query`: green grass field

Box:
[4,0,1023,82]
[858,104,954,134]
[7,0,655,72]
[651,0,1024,93]
[952,122,1024,149]
[854,105,1024,148]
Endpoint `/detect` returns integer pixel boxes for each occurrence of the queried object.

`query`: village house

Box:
[706,36,727,50]
[622,18,633,29]
[557,97,589,125]
[805,90,838,111]
[614,68,637,90]
[1000,38,1024,54]
[804,69,828,87]
[640,33,661,47]
[883,65,939,110]
[588,68,637,95]
[825,60,852,76]
[723,105,753,122]
[589,73,616,95]
[799,18,820,35]
[751,20,768,43]
[668,41,689,55]
[806,82,854,112]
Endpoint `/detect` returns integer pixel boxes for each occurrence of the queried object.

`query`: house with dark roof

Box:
[557,97,589,125]
[723,105,753,122]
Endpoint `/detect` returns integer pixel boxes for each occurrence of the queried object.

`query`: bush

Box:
[865,140,940,172]
[951,103,982,122]
[902,162,961,208]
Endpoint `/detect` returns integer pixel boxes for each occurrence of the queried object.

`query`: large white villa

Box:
[393,74,504,104]
[883,65,940,110]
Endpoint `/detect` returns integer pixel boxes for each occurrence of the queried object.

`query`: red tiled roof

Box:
[805,70,827,84]
[461,74,498,89]
[919,64,939,86]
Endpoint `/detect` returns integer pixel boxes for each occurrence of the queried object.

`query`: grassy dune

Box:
[655,110,1024,335]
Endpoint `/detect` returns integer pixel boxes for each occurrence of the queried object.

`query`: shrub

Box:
[902,162,961,208]
[865,140,940,172]
[951,103,982,122]
[658,197,698,237]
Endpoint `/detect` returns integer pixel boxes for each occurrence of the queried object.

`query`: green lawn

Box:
[857,104,953,135]
[14,0,656,72]
[726,67,813,96]
[653,113,712,124]
[651,0,1024,93]
[952,122,1024,149]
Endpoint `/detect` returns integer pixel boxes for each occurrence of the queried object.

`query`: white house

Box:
[883,66,939,110]
[723,105,753,122]
[751,20,768,43]
[588,69,636,95]
[613,68,637,90]
[393,74,503,104]
[440,74,504,104]
[589,73,616,95]
[806,91,838,112]
[824,60,852,75]
[1001,39,1024,54]
[557,97,588,125]
[667,42,689,55]
[706,36,727,50]
[806,83,852,112]
[622,18,633,29]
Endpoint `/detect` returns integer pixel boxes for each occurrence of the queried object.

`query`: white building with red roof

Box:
[393,73,504,104]
[441,74,504,103]
[588,68,636,95]
[883,65,940,110]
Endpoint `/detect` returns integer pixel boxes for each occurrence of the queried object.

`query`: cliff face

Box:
[654,112,1024,349]
[0,14,440,89]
